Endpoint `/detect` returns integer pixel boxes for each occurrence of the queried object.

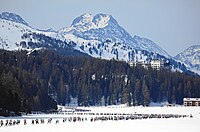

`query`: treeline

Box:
[0,50,200,114]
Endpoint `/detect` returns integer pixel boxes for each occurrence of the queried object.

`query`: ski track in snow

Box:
[0,106,200,132]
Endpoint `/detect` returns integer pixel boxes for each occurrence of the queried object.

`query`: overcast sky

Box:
[0,0,200,56]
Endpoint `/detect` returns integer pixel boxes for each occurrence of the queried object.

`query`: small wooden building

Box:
[183,98,200,106]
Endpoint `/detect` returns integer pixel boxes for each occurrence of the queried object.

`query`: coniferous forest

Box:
[0,49,200,115]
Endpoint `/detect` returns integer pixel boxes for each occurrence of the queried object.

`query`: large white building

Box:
[150,60,164,70]
[183,98,200,106]
[128,59,168,70]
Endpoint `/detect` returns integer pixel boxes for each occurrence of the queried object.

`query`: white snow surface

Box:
[0,106,200,132]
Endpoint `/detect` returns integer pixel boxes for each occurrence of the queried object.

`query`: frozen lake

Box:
[0,106,200,132]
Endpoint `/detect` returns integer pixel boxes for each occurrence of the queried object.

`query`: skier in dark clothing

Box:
[24,119,27,125]
[31,120,34,125]
[0,120,3,127]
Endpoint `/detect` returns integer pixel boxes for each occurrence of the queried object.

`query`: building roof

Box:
[183,98,200,101]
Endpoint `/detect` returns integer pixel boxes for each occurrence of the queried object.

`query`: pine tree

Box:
[134,79,141,105]
[142,80,150,106]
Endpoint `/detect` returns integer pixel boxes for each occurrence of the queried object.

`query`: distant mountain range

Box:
[0,12,198,74]
[175,45,200,75]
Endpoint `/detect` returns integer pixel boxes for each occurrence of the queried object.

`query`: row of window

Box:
[184,102,200,106]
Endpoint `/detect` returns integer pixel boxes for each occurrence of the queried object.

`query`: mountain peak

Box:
[186,45,200,51]
[60,13,133,43]
[175,44,200,74]
[92,13,118,27]
[0,12,28,26]
[72,13,93,26]
[176,45,200,56]
[69,13,118,32]
[59,13,170,57]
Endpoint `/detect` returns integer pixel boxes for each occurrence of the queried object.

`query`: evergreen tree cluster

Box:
[0,50,57,115]
[0,49,200,114]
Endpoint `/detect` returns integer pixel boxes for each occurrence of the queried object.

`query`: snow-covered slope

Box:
[59,13,171,59]
[174,45,200,74]
[0,12,58,51]
[0,12,29,26]
[133,35,170,58]
[0,18,35,50]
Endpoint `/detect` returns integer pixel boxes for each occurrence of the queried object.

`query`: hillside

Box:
[1,50,200,114]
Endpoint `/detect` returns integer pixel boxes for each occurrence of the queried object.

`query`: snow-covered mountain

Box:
[59,13,171,59]
[0,18,33,50]
[174,45,200,74]
[0,12,29,26]
[0,12,170,60]
[0,12,192,73]
[59,13,134,46]
[0,12,59,51]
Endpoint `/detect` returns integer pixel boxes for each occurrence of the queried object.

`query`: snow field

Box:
[0,106,200,132]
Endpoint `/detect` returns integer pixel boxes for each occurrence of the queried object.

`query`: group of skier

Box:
[30,119,45,125]
[0,119,20,127]
[0,113,191,127]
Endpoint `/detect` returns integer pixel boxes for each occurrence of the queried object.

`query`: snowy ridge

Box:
[0,12,29,26]
[65,13,117,32]
[133,35,171,58]
[0,18,34,50]
[0,17,57,51]
[59,13,171,58]
[175,45,200,74]
[59,13,134,47]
